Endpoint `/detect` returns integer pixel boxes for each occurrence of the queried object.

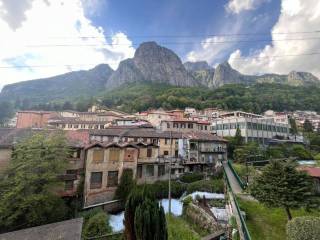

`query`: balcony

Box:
[199,147,226,153]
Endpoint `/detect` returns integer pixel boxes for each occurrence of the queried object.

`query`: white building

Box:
[211,111,290,144]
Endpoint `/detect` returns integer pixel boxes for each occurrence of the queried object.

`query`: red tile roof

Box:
[299,166,320,178]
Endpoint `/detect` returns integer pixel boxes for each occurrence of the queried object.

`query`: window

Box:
[175,150,179,158]
[74,124,79,129]
[107,171,118,187]
[100,125,105,129]
[147,148,152,157]
[66,169,77,175]
[93,149,104,163]
[146,165,154,177]
[181,123,186,128]
[152,138,158,144]
[65,180,74,190]
[167,123,170,128]
[109,148,120,161]
[188,123,193,129]
[205,126,207,130]
[164,151,169,156]
[165,138,169,145]
[90,172,102,189]
[158,165,165,176]
[137,165,143,178]
[173,123,178,128]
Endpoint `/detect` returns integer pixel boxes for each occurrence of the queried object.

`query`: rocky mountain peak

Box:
[184,61,212,72]
[108,41,197,87]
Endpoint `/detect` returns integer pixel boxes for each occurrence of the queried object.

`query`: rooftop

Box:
[0,218,83,240]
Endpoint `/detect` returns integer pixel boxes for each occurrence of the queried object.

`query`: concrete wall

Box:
[16,112,56,128]
[0,148,12,173]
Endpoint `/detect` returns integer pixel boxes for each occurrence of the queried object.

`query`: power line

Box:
[33,29,320,39]
[19,37,320,48]
[0,52,320,69]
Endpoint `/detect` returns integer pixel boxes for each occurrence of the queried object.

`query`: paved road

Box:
[223,161,243,194]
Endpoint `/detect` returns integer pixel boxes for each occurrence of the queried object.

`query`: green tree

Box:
[251,160,317,220]
[124,187,168,240]
[303,119,314,133]
[289,117,298,135]
[0,132,70,232]
[114,169,135,202]
[82,209,112,239]
[286,217,320,240]
[234,127,244,146]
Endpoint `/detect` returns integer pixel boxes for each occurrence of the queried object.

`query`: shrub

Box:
[314,153,320,160]
[290,145,313,160]
[82,209,112,238]
[186,179,224,194]
[182,196,193,206]
[180,173,204,183]
[138,180,187,199]
[286,216,320,240]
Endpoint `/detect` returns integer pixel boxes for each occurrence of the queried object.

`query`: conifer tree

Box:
[124,186,168,240]
[114,169,135,202]
[251,160,317,220]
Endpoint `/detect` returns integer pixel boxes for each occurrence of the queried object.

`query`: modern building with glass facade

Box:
[211,111,290,144]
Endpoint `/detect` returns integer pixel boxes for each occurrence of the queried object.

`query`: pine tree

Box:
[251,160,317,220]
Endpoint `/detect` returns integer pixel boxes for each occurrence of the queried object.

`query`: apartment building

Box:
[179,132,227,173]
[160,119,211,133]
[211,111,290,144]
[83,140,173,205]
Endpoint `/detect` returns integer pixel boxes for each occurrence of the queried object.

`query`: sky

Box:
[0,0,319,89]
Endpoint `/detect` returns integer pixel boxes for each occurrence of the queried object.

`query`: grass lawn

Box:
[166,215,201,240]
[238,198,320,240]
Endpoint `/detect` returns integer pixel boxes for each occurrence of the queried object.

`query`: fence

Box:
[227,160,247,190]
[223,167,252,240]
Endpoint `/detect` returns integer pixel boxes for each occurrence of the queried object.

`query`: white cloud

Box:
[226,0,269,14]
[228,0,320,78]
[186,36,235,64]
[0,0,135,89]
[185,20,242,65]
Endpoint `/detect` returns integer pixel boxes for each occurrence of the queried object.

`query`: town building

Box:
[85,126,228,205]
[263,110,289,124]
[83,141,169,205]
[16,111,58,129]
[136,109,176,126]
[159,119,211,133]
[211,111,290,144]
[298,166,320,194]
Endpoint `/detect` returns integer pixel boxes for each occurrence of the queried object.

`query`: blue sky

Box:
[89,0,281,64]
[0,0,319,88]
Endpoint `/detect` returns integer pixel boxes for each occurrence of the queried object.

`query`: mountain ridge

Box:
[1,41,319,103]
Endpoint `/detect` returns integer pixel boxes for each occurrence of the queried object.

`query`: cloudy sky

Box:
[0,0,319,89]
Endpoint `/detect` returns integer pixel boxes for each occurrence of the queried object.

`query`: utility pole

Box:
[168,130,173,215]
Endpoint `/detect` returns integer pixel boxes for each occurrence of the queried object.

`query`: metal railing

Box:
[223,166,252,240]
[227,160,247,190]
